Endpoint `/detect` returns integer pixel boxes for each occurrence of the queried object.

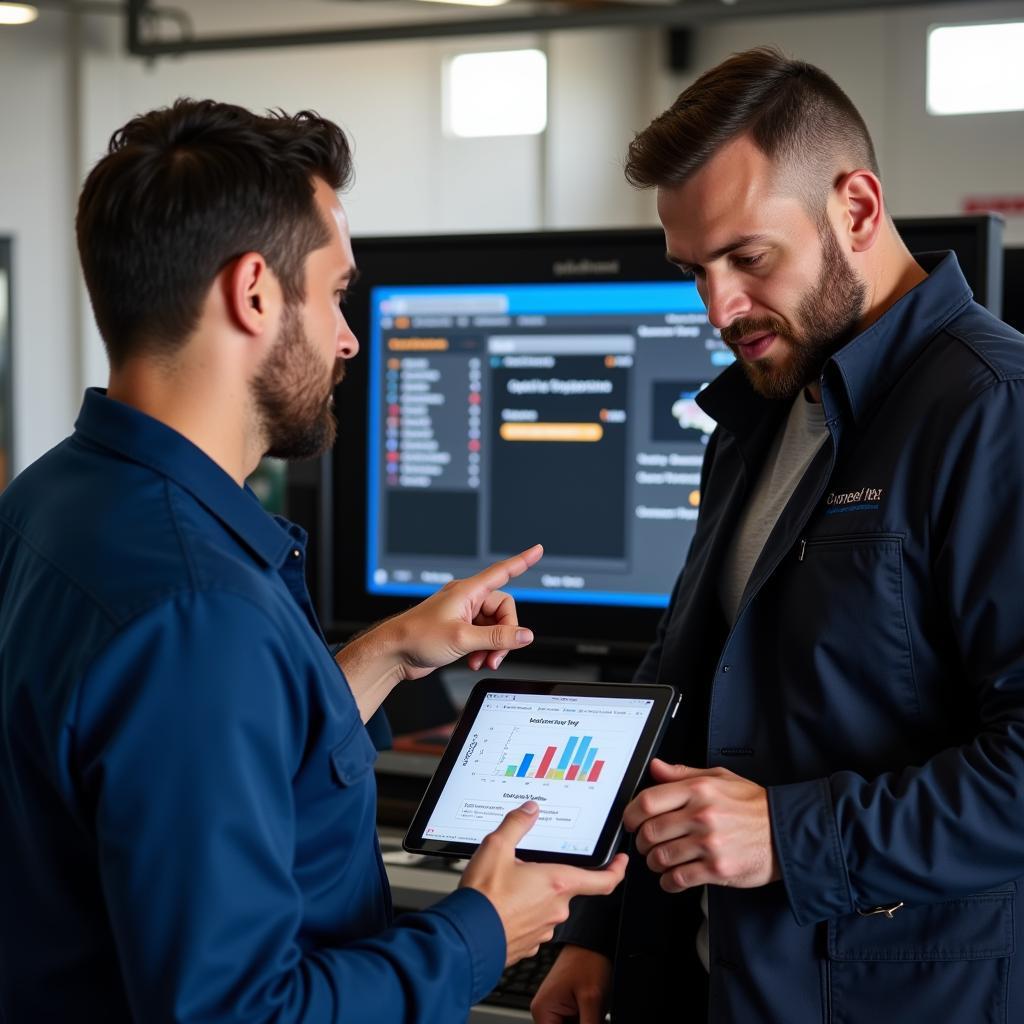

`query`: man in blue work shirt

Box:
[0,99,626,1023]
[534,47,1024,1024]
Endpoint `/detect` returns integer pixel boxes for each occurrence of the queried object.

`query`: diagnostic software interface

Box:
[367,281,733,608]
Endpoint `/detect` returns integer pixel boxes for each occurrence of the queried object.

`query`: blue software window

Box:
[366,280,733,608]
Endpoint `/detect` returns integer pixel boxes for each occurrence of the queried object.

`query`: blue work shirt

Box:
[0,388,504,1023]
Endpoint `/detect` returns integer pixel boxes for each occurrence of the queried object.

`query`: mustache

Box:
[721,316,792,347]
[332,360,346,387]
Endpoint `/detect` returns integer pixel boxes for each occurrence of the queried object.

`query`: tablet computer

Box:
[403,679,679,868]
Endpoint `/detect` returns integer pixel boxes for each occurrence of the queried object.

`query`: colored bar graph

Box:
[571,736,592,768]
[503,735,606,781]
[533,745,557,779]
[556,736,579,772]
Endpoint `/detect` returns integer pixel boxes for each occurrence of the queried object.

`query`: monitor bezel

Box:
[326,227,689,661]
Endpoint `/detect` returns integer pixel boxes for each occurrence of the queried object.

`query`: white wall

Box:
[2,0,1023,472]
[544,28,656,229]
[0,10,77,473]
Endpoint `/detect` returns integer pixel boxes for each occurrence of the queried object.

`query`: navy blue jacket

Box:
[0,390,505,1023]
[564,253,1024,1023]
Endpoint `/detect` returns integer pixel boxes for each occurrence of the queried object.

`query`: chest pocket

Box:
[329,722,379,787]
[772,532,920,773]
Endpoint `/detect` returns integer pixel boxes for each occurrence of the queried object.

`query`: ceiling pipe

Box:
[125,0,981,58]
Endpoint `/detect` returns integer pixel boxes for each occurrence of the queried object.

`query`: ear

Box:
[835,169,884,254]
[223,252,279,337]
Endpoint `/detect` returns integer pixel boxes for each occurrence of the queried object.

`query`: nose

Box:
[702,269,752,332]
[337,317,359,360]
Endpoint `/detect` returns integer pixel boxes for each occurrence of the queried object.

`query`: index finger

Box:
[622,781,695,832]
[463,544,543,598]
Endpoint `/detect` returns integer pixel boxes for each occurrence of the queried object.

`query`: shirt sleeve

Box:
[769,377,1024,925]
[327,639,393,750]
[71,589,504,1023]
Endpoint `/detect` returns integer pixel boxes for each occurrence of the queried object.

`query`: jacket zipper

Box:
[798,531,905,561]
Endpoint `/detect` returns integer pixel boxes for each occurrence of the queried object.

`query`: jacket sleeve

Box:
[71,590,504,1023]
[769,377,1024,925]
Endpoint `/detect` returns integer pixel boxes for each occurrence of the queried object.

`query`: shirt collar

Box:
[824,251,973,426]
[73,388,297,568]
[699,251,975,434]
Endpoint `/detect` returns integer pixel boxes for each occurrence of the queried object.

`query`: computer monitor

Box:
[895,215,1004,317]
[0,237,11,493]
[1002,247,1024,333]
[299,216,1004,665]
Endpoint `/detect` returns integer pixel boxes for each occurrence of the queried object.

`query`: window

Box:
[927,21,1024,115]
[445,48,547,138]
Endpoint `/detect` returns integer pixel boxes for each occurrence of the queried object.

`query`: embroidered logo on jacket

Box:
[825,487,884,515]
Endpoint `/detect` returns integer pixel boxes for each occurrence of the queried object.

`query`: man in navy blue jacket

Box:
[534,47,1024,1024]
[0,99,627,1023]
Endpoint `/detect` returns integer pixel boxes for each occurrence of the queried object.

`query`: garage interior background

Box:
[0,0,1021,476]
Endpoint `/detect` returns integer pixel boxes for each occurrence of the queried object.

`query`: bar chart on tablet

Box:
[497,729,607,782]
[422,691,655,853]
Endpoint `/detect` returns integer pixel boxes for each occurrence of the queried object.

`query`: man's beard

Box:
[251,303,344,461]
[721,221,867,400]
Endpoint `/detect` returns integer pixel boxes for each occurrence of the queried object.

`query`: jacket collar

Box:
[698,251,974,435]
[73,388,296,568]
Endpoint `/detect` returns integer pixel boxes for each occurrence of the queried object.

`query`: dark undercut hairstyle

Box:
[625,47,878,210]
[76,98,354,368]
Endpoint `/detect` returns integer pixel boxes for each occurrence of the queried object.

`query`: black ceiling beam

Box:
[126,0,983,58]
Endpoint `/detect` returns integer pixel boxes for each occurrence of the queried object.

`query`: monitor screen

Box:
[308,219,1003,661]
[366,278,727,610]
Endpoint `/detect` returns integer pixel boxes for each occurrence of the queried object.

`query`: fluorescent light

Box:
[0,3,38,25]
[446,49,547,138]
[928,21,1024,115]
[416,0,511,6]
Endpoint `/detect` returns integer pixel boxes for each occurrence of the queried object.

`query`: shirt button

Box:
[722,665,731,673]
[291,548,302,559]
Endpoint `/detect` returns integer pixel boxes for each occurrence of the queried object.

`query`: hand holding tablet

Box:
[457,801,628,965]
[404,679,679,868]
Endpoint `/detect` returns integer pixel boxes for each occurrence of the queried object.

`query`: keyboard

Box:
[484,941,561,1010]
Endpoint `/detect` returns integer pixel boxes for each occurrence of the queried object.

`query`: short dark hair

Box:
[625,47,878,206]
[76,98,354,367]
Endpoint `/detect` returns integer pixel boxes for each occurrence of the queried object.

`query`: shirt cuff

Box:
[769,777,854,926]
[554,891,622,957]
[429,887,506,1004]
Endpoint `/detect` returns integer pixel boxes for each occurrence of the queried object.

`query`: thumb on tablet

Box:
[648,757,698,781]
[488,800,540,848]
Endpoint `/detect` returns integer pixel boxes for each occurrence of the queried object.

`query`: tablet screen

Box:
[418,688,661,856]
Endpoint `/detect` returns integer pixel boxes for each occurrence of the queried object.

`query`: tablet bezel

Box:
[402,678,679,868]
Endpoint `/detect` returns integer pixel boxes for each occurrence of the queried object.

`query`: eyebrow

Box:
[665,233,773,271]
[338,265,361,287]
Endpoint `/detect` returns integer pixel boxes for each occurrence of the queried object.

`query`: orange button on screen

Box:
[499,422,604,442]
[387,337,450,351]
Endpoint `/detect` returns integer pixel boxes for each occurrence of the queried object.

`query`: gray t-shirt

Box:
[697,390,829,972]
[718,392,829,625]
